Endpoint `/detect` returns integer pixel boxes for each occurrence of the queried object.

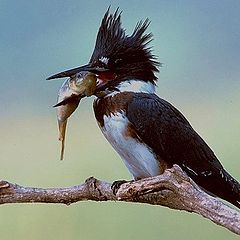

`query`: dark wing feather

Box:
[126,93,240,208]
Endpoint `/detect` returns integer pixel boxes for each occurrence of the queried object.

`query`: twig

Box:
[0,165,239,235]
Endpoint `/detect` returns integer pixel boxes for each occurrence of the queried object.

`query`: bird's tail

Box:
[219,169,240,208]
[200,168,240,209]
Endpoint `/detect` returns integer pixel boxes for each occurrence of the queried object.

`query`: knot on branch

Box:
[0,180,14,195]
[85,177,109,201]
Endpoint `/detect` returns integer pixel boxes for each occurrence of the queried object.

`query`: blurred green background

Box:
[0,0,239,239]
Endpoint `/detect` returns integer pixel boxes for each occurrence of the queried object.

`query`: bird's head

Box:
[47,8,159,96]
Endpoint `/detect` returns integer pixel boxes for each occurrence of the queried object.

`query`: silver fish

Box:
[55,72,97,160]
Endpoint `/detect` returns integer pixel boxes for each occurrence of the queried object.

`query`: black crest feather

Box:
[89,8,160,83]
[90,8,125,62]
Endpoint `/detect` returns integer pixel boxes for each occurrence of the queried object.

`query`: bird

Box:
[47,8,240,208]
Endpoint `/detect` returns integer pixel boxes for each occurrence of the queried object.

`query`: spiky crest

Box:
[89,8,159,83]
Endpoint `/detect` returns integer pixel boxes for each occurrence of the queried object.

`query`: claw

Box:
[111,180,129,195]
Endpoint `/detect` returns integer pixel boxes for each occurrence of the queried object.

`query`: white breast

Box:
[100,111,161,179]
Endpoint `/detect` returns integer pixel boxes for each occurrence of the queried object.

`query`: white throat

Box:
[113,80,156,95]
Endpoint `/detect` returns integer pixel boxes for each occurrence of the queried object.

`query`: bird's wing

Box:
[127,93,222,173]
[126,93,240,208]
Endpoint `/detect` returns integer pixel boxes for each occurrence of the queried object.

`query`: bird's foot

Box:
[111,180,133,195]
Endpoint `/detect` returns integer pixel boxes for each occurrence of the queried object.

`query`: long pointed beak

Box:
[46,64,109,80]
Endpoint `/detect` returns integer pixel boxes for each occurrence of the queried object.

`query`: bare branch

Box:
[0,165,239,235]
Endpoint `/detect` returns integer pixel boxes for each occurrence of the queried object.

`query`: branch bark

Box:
[0,165,239,235]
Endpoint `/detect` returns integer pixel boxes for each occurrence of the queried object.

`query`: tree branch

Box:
[0,165,239,235]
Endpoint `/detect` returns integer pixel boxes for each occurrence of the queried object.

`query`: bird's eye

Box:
[97,61,106,68]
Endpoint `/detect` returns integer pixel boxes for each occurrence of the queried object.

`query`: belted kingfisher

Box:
[47,9,240,208]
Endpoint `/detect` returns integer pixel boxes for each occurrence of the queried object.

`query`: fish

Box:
[55,71,97,160]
